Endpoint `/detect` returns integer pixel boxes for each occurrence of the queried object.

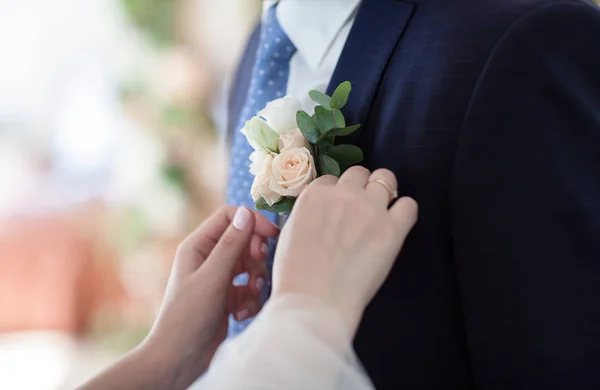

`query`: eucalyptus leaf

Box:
[322,124,361,139]
[296,110,319,143]
[335,110,345,128]
[308,90,332,107]
[317,138,334,154]
[330,81,351,110]
[327,144,364,171]
[319,155,341,177]
[314,106,336,132]
[318,124,361,141]
[256,197,296,213]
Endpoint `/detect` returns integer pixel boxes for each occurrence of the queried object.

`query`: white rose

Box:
[269,147,317,198]
[258,96,303,134]
[278,128,309,151]
[241,117,279,153]
[249,150,268,175]
[250,152,282,206]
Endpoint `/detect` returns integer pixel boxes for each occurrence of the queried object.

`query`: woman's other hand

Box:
[145,206,279,388]
[272,167,418,336]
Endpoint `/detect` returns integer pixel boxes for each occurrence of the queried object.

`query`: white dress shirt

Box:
[263,0,362,107]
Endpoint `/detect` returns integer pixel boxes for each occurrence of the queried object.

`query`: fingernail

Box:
[233,207,252,231]
[256,277,265,291]
[236,309,250,321]
[261,242,269,255]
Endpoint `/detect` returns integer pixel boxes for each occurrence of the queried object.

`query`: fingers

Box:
[337,166,371,189]
[180,206,279,266]
[389,196,418,241]
[249,234,269,262]
[247,263,267,295]
[231,287,262,322]
[228,270,266,321]
[366,169,398,206]
[247,208,280,238]
[311,174,338,186]
[234,300,261,322]
[202,207,257,277]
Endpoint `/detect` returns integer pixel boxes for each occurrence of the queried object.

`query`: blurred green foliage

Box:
[160,104,196,133]
[161,163,187,190]
[120,0,176,46]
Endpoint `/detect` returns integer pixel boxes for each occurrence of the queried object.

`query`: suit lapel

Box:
[327,0,415,145]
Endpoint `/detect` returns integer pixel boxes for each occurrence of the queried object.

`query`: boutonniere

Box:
[241,81,364,213]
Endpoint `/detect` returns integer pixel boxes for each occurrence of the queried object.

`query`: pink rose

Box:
[250,152,282,206]
[269,147,317,198]
[278,128,309,151]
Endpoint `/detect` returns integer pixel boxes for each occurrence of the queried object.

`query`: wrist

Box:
[78,342,177,390]
[269,291,365,339]
[335,302,364,339]
[141,332,210,390]
[130,342,175,388]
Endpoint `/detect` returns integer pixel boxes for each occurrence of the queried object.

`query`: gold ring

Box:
[369,178,399,203]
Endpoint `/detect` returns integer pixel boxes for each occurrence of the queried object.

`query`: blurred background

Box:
[0,0,260,388]
[3,1,599,389]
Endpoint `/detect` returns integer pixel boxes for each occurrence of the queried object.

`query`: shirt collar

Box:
[262,0,361,70]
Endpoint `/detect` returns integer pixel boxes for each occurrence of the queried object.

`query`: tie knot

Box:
[258,5,296,62]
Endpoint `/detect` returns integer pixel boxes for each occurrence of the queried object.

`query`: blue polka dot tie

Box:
[226,4,297,336]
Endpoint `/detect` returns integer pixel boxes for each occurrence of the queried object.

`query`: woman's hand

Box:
[272,167,418,336]
[143,206,280,389]
[79,206,279,390]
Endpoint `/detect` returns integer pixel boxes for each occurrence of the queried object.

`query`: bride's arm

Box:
[80,293,373,390]
[76,343,185,390]
[193,294,374,390]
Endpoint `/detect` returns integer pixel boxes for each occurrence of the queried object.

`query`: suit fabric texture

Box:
[227,0,600,388]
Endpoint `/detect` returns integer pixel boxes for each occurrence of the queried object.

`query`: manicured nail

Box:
[261,242,269,255]
[233,207,252,231]
[236,309,250,321]
[256,277,265,291]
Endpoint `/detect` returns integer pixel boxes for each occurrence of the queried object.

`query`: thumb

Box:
[389,197,418,245]
[202,206,255,277]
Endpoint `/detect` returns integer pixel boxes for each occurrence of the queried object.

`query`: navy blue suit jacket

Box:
[228,0,600,388]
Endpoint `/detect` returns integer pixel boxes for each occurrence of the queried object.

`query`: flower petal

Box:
[258,96,304,134]
[241,117,279,152]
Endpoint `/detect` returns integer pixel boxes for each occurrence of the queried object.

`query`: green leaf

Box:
[318,124,361,141]
[317,138,334,154]
[256,197,296,214]
[327,124,361,138]
[330,81,351,110]
[308,90,332,107]
[335,110,345,128]
[161,164,186,190]
[314,106,336,132]
[327,144,364,171]
[319,155,341,177]
[296,110,319,143]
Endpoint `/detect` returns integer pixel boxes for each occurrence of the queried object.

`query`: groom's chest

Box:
[345,3,535,203]
[353,33,498,202]
[229,4,520,199]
